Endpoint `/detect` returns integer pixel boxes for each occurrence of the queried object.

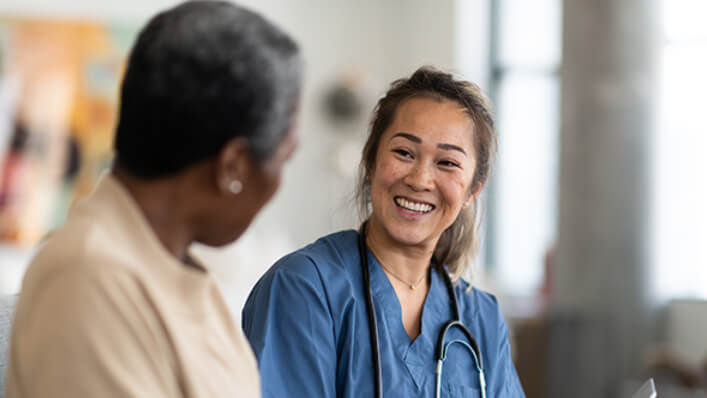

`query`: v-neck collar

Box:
[365,250,452,391]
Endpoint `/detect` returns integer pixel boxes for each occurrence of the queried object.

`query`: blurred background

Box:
[0,0,705,396]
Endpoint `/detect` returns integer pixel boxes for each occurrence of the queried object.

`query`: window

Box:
[652,0,707,300]
[488,0,562,295]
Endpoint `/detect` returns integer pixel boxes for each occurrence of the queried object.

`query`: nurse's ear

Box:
[463,183,485,210]
[215,137,252,196]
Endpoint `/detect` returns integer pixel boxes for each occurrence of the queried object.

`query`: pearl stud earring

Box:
[228,180,243,195]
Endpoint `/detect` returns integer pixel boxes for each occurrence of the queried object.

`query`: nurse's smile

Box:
[394,196,435,216]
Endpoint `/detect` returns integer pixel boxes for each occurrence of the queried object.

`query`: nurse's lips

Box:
[394,196,435,214]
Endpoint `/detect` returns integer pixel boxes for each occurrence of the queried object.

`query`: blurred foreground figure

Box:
[6,1,301,396]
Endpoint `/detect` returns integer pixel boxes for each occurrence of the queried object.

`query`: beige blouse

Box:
[6,175,260,397]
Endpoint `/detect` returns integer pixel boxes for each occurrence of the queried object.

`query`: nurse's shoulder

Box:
[451,278,525,396]
[453,278,506,329]
[262,229,360,284]
[242,230,361,329]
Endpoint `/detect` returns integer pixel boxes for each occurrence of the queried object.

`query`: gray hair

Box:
[115,0,302,177]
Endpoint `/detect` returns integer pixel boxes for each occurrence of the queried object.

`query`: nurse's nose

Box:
[404,162,434,192]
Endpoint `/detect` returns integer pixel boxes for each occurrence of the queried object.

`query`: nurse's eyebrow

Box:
[392,132,421,143]
[392,132,467,156]
[437,143,466,156]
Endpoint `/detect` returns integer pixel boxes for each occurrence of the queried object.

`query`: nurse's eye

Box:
[393,149,413,159]
[438,159,460,168]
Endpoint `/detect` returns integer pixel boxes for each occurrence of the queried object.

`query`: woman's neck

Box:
[112,169,194,261]
[364,217,436,285]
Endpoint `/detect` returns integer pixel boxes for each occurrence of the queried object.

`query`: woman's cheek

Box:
[445,179,470,210]
[376,158,404,183]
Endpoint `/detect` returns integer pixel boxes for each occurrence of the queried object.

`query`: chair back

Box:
[0,295,17,398]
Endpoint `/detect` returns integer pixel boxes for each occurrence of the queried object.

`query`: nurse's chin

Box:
[387,229,438,249]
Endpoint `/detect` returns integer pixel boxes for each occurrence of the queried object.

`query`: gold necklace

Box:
[378,262,427,290]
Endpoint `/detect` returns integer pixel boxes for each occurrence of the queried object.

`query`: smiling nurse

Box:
[243,67,525,397]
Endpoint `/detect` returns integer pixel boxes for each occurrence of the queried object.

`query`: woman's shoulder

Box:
[254,229,361,290]
[293,229,360,266]
[243,230,361,329]
[453,279,505,325]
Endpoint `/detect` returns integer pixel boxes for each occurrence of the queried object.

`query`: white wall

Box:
[0,0,490,316]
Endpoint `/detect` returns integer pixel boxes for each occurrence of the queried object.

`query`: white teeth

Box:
[395,197,433,213]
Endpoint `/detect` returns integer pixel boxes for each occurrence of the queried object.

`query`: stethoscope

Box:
[358,223,487,398]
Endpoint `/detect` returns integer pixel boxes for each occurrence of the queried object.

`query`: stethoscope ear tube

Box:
[358,223,383,398]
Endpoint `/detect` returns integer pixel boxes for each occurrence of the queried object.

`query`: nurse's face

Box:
[368,97,477,249]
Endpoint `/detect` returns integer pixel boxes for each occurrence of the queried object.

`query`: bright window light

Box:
[652,1,707,300]
[663,0,707,42]
[490,0,561,295]
[498,0,562,69]
[495,74,559,294]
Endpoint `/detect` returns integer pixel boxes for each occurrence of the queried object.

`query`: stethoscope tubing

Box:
[358,227,383,398]
[358,224,485,398]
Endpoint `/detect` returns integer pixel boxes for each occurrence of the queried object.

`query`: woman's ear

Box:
[463,182,485,209]
[215,137,251,195]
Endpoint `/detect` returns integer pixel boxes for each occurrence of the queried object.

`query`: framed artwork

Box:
[0,17,136,245]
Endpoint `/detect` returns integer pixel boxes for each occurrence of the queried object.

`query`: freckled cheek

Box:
[439,178,469,210]
[373,158,407,188]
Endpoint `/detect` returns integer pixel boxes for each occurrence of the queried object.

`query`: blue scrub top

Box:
[243,230,525,397]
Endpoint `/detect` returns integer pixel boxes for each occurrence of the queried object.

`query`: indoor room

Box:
[0,1,705,397]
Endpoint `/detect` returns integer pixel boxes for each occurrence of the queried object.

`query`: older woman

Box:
[243,67,525,397]
[5,1,301,397]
